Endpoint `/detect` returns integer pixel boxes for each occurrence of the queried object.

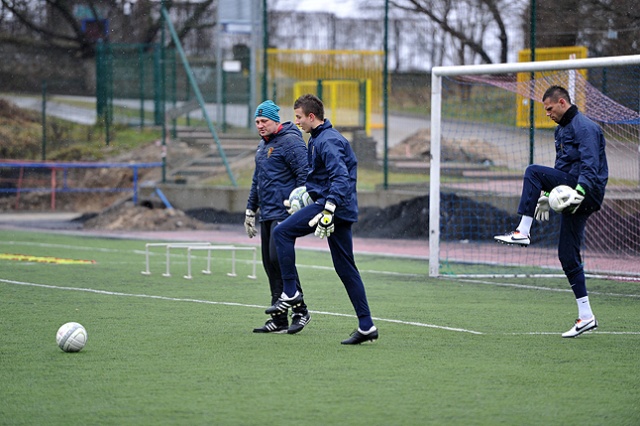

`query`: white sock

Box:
[516,216,533,237]
[281,291,299,300]
[359,326,377,334]
[577,296,594,320]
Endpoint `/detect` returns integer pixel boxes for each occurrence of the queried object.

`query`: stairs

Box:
[168,128,257,183]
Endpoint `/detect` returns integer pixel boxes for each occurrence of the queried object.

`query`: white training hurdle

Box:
[141,242,257,280]
[183,245,257,280]
[141,242,212,276]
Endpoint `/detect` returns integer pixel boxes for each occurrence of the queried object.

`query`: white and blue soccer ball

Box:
[548,185,574,213]
[56,322,88,352]
[287,186,313,214]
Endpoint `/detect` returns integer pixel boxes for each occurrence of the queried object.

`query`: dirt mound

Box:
[352,193,558,244]
[185,208,245,225]
[388,128,503,165]
[81,202,216,231]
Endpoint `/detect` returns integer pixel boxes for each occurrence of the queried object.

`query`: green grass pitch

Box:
[1,229,639,425]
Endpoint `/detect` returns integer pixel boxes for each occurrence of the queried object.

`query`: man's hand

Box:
[308,202,336,239]
[244,209,257,238]
[282,200,300,215]
[566,185,585,214]
[534,194,550,222]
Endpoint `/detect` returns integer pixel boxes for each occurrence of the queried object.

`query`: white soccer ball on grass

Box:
[56,322,88,352]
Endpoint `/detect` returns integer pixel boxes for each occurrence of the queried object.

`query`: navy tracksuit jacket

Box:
[518,105,608,294]
[273,119,374,330]
[246,121,308,221]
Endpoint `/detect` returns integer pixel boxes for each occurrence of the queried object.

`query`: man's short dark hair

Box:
[294,94,325,120]
[542,85,571,104]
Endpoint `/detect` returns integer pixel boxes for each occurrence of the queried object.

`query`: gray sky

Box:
[271,0,369,18]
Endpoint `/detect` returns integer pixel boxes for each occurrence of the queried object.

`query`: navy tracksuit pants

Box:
[260,220,306,316]
[519,164,600,299]
[272,203,374,330]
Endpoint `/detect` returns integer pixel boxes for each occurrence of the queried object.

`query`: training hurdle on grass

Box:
[183,245,257,280]
[141,242,257,280]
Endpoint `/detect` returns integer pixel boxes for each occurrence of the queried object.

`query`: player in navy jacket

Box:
[267,94,378,345]
[494,85,608,338]
[245,100,310,334]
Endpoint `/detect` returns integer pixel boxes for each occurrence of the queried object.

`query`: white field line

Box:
[1,240,121,253]
[0,278,481,335]
[2,279,639,335]
[452,278,640,299]
[3,241,640,334]
[506,331,640,335]
[5,240,639,294]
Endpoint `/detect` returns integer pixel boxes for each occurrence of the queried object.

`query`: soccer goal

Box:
[429,54,640,280]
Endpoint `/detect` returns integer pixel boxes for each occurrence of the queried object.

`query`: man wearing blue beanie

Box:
[254,100,281,123]
[245,100,311,334]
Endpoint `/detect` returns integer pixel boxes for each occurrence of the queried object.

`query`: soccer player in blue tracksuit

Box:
[494,85,608,338]
[267,94,378,345]
[245,100,311,334]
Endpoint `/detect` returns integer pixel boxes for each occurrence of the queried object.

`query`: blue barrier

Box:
[0,161,163,210]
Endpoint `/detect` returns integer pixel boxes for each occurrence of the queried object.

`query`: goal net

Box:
[429,54,640,280]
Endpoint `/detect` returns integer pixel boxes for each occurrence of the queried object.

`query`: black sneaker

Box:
[253,319,288,334]
[288,312,311,335]
[265,292,304,315]
[341,327,379,345]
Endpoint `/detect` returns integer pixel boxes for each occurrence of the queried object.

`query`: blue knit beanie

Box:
[255,100,281,122]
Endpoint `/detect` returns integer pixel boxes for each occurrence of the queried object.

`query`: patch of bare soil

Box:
[388,128,504,164]
[81,202,216,231]
[0,133,214,230]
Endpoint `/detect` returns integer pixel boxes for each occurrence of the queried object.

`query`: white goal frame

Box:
[429,54,640,277]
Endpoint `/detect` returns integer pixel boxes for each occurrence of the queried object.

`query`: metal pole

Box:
[261,0,268,101]
[249,0,259,128]
[528,0,536,165]
[383,0,389,189]
[41,80,46,161]
[216,21,223,131]
[139,44,145,129]
[161,0,167,183]
[161,7,237,186]
[222,70,227,133]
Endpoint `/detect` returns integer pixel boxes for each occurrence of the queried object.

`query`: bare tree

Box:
[388,0,523,64]
[526,0,640,56]
[0,0,216,58]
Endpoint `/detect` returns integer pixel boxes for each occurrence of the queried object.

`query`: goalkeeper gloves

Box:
[534,192,550,222]
[283,199,295,215]
[244,209,257,238]
[566,184,585,214]
[308,201,336,239]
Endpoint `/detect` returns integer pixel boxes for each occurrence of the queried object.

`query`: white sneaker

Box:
[494,231,530,246]
[562,317,598,338]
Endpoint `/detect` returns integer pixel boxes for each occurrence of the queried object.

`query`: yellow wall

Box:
[266,49,383,132]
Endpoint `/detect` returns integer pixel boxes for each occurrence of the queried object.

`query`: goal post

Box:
[429,54,640,279]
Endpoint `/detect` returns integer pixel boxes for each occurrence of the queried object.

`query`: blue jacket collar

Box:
[310,119,333,138]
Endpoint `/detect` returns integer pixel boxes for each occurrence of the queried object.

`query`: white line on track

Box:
[0,278,482,335]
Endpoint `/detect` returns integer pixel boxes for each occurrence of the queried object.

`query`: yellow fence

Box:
[266,49,384,133]
[517,46,588,128]
[293,79,371,135]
